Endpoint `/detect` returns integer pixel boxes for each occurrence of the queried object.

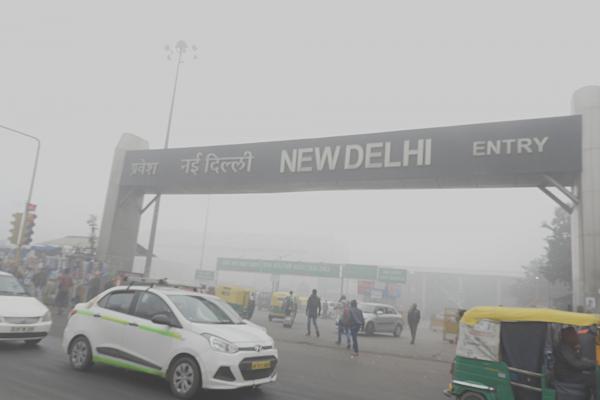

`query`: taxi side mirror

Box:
[152,313,174,326]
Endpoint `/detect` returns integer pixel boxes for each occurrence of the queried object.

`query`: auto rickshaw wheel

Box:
[459,392,485,400]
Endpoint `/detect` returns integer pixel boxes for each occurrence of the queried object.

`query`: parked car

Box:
[63,283,278,399]
[360,302,403,337]
[0,271,52,345]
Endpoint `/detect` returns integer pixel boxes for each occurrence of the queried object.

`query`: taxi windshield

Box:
[0,275,28,296]
[168,295,244,324]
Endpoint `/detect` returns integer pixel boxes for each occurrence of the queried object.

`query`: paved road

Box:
[0,310,452,400]
[254,310,455,363]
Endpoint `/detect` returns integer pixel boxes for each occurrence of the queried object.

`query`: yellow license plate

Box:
[251,360,271,370]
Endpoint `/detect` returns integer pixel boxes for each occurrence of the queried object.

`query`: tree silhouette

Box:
[539,208,571,286]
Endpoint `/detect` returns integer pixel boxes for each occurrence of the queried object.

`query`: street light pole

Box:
[198,196,211,269]
[0,124,40,264]
[144,41,193,277]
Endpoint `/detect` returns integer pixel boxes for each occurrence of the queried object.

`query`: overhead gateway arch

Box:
[97,86,600,309]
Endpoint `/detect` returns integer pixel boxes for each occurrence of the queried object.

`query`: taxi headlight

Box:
[41,311,52,322]
[201,333,239,353]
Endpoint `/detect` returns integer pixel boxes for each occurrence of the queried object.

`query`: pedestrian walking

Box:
[87,271,101,301]
[336,298,352,349]
[55,269,73,315]
[283,291,297,328]
[349,300,364,357]
[23,266,34,295]
[32,266,48,301]
[306,289,321,337]
[408,303,421,344]
[247,292,256,320]
[284,291,296,316]
[322,299,329,320]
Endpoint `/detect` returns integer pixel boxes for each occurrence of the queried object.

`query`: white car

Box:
[0,270,52,344]
[63,284,278,399]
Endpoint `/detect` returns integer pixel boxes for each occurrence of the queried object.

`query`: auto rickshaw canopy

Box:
[461,306,600,327]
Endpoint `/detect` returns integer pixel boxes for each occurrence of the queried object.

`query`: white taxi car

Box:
[0,270,52,344]
[63,284,278,399]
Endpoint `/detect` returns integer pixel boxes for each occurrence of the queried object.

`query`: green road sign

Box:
[378,267,407,283]
[342,264,378,280]
[217,258,340,278]
[194,270,215,281]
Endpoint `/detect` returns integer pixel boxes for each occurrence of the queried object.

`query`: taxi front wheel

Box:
[69,336,93,371]
[168,356,201,399]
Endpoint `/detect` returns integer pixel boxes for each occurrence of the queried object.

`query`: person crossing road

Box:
[336,297,351,349]
[408,303,421,345]
[306,289,321,337]
[349,300,365,358]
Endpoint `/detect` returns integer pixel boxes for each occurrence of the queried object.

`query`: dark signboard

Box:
[342,264,378,280]
[194,270,215,282]
[216,257,341,278]
[217,257,409,284]
[378,267,407,283]
[120,116,581,194]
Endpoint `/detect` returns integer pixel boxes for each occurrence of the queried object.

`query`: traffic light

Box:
[21,213,36,245]
[8,213,23,245]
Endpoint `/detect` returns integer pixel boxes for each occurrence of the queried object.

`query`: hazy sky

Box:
[1,1,598,274]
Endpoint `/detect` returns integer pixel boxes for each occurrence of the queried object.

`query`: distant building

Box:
[400,268,521,317]
[40,235,152,258]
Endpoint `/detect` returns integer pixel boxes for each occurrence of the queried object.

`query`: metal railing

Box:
[507,366,543,393]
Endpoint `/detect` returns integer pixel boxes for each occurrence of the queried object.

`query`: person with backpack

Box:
[306,289,321,337]
[336,298,352,349]
[349,300,365,357]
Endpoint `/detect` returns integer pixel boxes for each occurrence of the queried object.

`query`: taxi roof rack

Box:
[122,274,204,292]
[121,274,169,290]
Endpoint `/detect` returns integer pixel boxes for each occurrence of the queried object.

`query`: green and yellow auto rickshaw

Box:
[215,285,255,319]
[446,306,600,400]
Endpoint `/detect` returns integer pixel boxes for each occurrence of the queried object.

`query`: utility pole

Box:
[144,41,196,277]
[0,124,40,265]
[87,214,98,256]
